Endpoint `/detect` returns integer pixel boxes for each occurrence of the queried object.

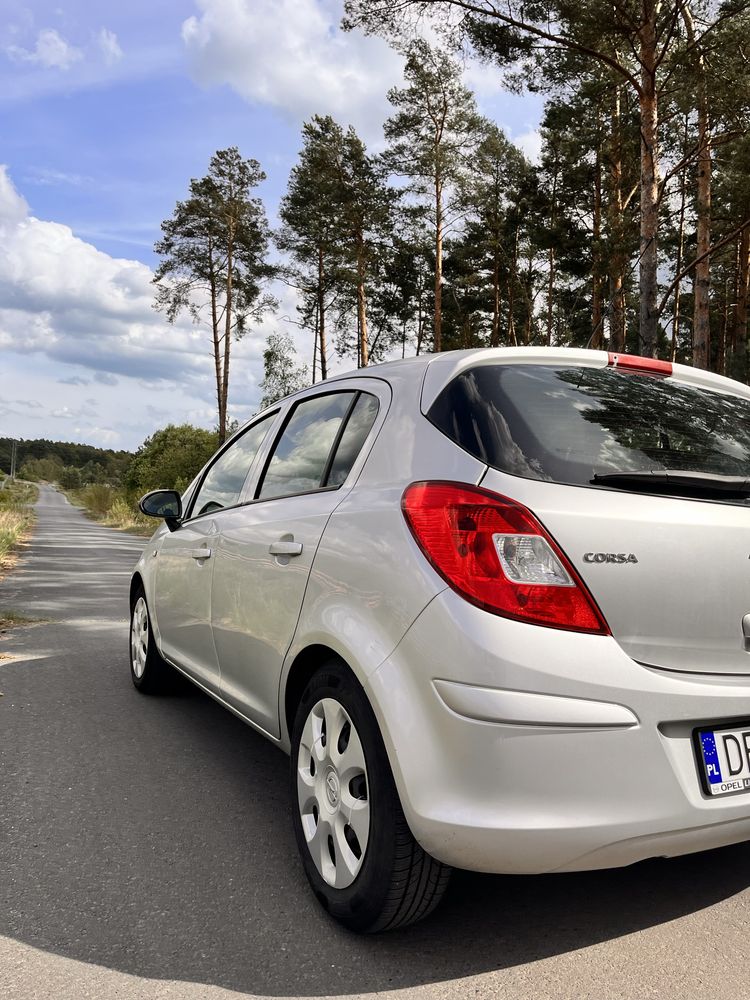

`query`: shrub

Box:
[125,424,218,499]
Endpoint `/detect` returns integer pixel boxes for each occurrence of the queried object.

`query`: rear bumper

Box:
[365,590,750,873]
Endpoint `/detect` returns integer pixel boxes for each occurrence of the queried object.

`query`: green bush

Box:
[80,484,115,517]
[59,466,82,490]
[125,424,218,498]
[20,455,64,482]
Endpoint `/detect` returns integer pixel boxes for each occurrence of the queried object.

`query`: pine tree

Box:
[153,148,275,443]
[278,116,348,381]
[383,39,484,352]
[345,0,750,358]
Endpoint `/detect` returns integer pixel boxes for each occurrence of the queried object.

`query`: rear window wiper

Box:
[591,470,750,497]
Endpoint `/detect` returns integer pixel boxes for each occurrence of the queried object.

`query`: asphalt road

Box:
[2,485,750,1000]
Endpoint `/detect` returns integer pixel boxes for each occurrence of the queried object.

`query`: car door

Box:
[211,385,383,737]
[154,412,278,694]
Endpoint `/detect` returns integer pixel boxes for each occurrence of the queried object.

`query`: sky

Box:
[0,0,544,451]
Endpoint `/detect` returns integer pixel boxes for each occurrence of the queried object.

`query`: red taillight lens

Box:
[402,482,609,635]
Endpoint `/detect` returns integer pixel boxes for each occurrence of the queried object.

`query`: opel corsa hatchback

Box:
[130,347,750,932]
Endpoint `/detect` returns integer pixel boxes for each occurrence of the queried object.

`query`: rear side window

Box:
[258,393,355,500]
[428,364,750,486]
[326,393,379,487]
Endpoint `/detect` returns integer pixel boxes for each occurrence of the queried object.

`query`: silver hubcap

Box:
[130,597,149,679]
[297,697,370,888]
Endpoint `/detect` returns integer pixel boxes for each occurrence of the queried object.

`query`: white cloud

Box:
[97,28,123,66]
[514,128,542,164]
[24,167,93,187]
[0,166,29,225]
[0,165,212,387]
[181,0,403,132]
[7,28,83,71]
[0,167,291,447]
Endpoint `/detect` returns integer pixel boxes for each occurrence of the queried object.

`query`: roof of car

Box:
[326,346,750,408]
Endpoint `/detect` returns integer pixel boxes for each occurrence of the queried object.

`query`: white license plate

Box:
[697,724,750,796]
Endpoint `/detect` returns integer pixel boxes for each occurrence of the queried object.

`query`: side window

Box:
[325,393,379,487]
[257,393,355,501]
[191,414,275,518]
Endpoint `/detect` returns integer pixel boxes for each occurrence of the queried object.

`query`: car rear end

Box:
[365,348,750,874]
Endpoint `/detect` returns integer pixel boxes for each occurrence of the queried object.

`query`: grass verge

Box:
[66,484,153,536]
[0,479,38,573]
[0,608,44,632]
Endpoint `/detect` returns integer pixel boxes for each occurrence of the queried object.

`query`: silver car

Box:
[130,346,750,932]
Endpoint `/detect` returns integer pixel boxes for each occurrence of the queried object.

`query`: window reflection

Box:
[192,415,274,517]
[258,393,355,500]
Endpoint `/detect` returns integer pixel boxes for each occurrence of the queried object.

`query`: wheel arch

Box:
[129,572,144,609]
[282,643,361,748]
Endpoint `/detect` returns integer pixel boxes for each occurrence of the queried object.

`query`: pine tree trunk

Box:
[546,247,556,347]
[357,250,369,367]
[220,235,234,444]
[317,245,328,380]
[683,6,712,370]
[434,173,443,352]
[524,253,533,344]
[546,155,558,347]
[638,6,660,357]
[416,296,424,355]
[491,255,501,347]
[507,229,519,346]
[718,276,729,376]
[312,299,319,383]
[671,119,689,362]
[735,225,750,378]
[592,143,603,348]
[209,251,223,442]
[608,85,626,352]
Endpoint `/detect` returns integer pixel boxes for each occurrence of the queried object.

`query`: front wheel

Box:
[129,588,172,694]
[291,660,451,932]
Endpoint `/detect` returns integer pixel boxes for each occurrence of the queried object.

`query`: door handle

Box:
[190,547,212,560]
[269,540,303,557]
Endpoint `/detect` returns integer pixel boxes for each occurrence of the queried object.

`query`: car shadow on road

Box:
[4,665,750,998]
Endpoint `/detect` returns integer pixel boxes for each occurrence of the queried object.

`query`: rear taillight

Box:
[402,482,609,635]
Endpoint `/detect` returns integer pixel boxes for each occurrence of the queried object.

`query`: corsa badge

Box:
[583,552,639,564]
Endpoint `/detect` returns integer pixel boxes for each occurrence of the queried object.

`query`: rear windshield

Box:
[428,364,750,486]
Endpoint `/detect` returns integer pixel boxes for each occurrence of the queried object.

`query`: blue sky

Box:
[0,0,543,450]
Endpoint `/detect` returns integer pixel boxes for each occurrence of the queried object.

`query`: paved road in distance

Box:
[1,484,749,1000]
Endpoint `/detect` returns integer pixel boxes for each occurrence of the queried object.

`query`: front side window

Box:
[258,393,356,501]
[191,414,275,517]
[428,364,750,487]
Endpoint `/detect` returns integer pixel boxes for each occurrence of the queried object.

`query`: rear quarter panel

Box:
[279,367,487,748]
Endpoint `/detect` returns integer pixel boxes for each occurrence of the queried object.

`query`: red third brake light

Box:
[608,352,673,376]
[402,482,609,635]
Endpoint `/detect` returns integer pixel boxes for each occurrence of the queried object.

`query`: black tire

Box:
[290,659,451,933]
[129,586,172,694]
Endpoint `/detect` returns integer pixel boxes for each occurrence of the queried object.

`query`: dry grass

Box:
[0,480,37,573]
[0,608,41,632]
[68,486,153,536]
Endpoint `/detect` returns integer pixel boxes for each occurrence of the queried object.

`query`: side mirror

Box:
[138,489,183,530]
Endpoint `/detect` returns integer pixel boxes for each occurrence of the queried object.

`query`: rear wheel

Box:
[129,587,172,694]
[291,660,451,932]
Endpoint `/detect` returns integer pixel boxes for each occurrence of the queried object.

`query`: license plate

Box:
[697,724,750,796]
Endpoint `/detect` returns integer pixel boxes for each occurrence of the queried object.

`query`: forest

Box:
[0,437,132,483]
[153,0,750,440]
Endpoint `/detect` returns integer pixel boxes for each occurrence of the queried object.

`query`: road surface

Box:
[1,484,749,1000]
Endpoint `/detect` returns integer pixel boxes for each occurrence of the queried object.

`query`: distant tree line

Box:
[0,438,132,486]
[4,428,219,509]
[150,1,750,428]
